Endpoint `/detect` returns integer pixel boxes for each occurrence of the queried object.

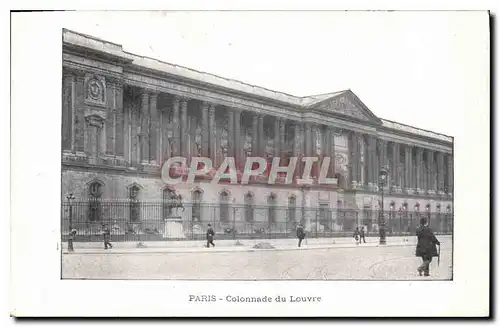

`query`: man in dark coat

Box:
[353,227,360,245]
[360,227,366,244]
[416,217,440,276]
[296,223,306,248]
[206,224,215,248]
[68,229,76,252]
[102,224,113,250]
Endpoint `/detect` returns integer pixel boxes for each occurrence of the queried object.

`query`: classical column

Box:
[324,127,332,178]
[427,150,436,194]
[140,91,150,162]
[391,142,401,192]
[180,97,189,158]
[227,110,235,159]
[437,152,445,194]
[209,104,217,166]
[190,116,197,157]
[251,115,259,156]
[149,93,158,164]
[280,119,286,158]
[258,115,265,157]
[123,101,130,163]
[304,123,311,157]
[115,81,124,158]
[201,102,210,158]
[415,147,424,193]
[172,96,181,157]
[293,123,301,179]
[274,118,280,158]
[328,127,336,178]
[367,136,376,188]
[446,154,453,194]
[234,109,242,169]
[348,132,358,187]
[404,145,412,193]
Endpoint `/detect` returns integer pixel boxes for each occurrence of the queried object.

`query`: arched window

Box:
[88,181,103,221]
[267,193,277,226]
[162,188,176,218]
[287,195,297,223]
[244,192,255,223]
[129,185,141,222]
[219,191,230,223]
[192,189,203,223]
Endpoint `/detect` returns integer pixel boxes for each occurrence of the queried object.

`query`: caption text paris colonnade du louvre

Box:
[60,29,454,240]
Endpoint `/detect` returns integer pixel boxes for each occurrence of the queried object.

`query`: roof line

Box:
[300,89,350,98]
[62,28,123,48]
[124,52,308,100]
[381,118,453,139]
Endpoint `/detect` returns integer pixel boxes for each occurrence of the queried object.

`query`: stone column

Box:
[201,102,210,157]
[415,147,424,193]
[123,101,130,163]
[114,81,124,158]
[140,91,150,163]
[227,110,235,159]
[437,152,445,194]
[251,115,259,156]
[355,133,363,186]
[348,132,358,187]
[404,145,412,193]
[391,142,401,192]
[190,116,197,157]
[149,93,158,164]
[180,98,189,158]
[323,127,331,178]
[172,96,181,156]
[367,136,376,188]
[258,115,265,157]
[234,109,242,169]
[279,118,286,158]
[446,154,453,194]
[427,150,436,194]
[273,118,280,158]
[209,104,217,166]
[293,123,301,179]
[304,123,311,157]
[371,138,378,189]
[328,127,336,178]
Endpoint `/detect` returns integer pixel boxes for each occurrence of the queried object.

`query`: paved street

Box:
[62,237,452,280]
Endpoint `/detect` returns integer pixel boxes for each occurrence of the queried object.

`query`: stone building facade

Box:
[61,29,453,233]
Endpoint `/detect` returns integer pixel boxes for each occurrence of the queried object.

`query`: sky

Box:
[60,10,489,137]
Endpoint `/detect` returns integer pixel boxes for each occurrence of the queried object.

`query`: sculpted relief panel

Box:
[316,95,369,121]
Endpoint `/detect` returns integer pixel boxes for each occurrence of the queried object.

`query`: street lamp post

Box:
[66,193,75,231]
[378,167,388,245]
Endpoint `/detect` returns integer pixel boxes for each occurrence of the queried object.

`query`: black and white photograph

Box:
[9,7,490,317]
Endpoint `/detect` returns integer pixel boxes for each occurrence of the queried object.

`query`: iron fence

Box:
[61,200,453,242]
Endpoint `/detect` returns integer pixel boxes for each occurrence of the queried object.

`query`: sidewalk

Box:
[62,235,453,254]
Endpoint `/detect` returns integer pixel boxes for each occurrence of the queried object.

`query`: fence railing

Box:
[61,200,453,242]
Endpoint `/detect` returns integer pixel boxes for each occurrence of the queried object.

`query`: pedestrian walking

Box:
[206,224,215,248]
[360,227,366,244]
[68,229,76,252]
[296,223,306,248]
[102,224,113,250]
[353,227,360,245]
[416,217,440,277]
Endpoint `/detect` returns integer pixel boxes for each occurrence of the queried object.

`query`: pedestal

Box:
[163,217,186,239]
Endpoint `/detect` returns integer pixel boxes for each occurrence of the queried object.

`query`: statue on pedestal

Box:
[163,190,186,239]
[166,191,184,218]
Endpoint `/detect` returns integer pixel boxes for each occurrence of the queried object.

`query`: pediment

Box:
[309,90,382,124]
